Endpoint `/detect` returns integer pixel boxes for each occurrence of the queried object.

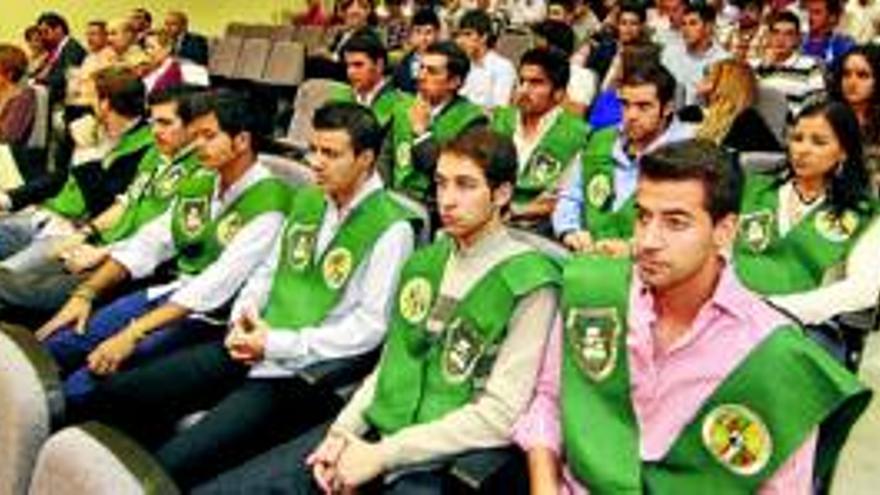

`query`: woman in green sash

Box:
[735,100,880,325]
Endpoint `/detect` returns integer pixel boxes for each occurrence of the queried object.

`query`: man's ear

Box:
[233,130,252,153]
[356,148,376,172]
[492,181,513,211]
[713,213,738,253]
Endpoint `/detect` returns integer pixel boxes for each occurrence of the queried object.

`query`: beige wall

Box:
[2,1,306,46]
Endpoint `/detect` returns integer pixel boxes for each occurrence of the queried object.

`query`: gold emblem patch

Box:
[815,209,859,243]
[153,166,183,199]
[396,141,412,169]
[216,213,243,246]
[285,223,318,270]
[442,317,485,384]
[322,247,353,289]
[587,174,612,209]
[739,211,774,253]
[528,152,562,186]
[399,277,433,324]
[702,404,773,476]
[179,197,208,238]
[566,307,620,382]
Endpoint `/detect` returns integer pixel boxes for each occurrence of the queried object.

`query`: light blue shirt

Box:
[661,38,730,106]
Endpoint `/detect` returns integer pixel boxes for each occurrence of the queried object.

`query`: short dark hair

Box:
[37,12,69,34]
[312,101,384,158]
[93,66,145,118]
[425,41,470,86]
[458,9,494,39]
[767,10,801,32]
[683,3,716,23]
[412,8,441,29]
[87,20,107,30]
[441,126,518,191]
[341,29,388,66]
[0,44,29,83]
[619,0,648,23]
[620,62,677,106]
[640,139,743,222]
[182,89,259,145]
[532,19,575,56]
[519,47,570,90]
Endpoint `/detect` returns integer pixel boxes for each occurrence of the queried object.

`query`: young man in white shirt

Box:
[455,9,516,110]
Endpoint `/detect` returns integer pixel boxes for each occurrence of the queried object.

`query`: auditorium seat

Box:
[0,323,63,495]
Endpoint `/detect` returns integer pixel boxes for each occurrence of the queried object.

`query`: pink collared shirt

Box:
[513,265,817,494]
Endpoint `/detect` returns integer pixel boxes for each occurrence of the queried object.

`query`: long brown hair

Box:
[697,59,757,143]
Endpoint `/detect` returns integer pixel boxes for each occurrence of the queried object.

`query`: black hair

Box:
[830,44,880,143]
[425,41,471,87]
[640,139,744,222]
[147,84,201,109]
[412,8,441,29]
[683,2,716,23]
[519,47,571,90]
[786,99,872,215]
[458,9,495,39]
[37,12,69,35]
[341,29,388,66]
[93,66,145,118]
[768,10,801,33]
[618,0,648,23]
[441,126,518,191]
[312,101,384,158]
[182,89,262,148]
[531,19,575,56]
[620,62,677,106]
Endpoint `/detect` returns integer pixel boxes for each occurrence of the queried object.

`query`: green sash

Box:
[262,186,415,329]
[365,236,560,435]
[734,172,876,295]
[171,172,292,275]
[560,256,870,493]
[390,96,485,199]
[44,123,154,219]
[100,148,201,245]
[580,128,635,240]
[491,106,589,204]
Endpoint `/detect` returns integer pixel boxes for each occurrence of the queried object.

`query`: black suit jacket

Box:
[176,32,209,65]
[42,38,86,106]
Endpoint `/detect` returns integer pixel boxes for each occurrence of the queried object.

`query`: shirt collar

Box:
[613,118,693,168]
[450,222,509,259]
[356,78,388,107]
[514,106,562,142]
[215,159,270,204]
[327,172,384,219]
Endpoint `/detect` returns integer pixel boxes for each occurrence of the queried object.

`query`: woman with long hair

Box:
[734,100,880,328]
[693,58,781,151]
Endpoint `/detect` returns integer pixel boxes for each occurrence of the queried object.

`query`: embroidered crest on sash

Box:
[814,209,859,243]
[216,212,243,246]
[739,211,773,252]
[566,307,620,381]
[702,404,773,476]
[322,247,353,289]
[285,223,318,270]
[179,197,208,238]
[127,173,151,201]
[399,277,433,324]
[396,141,412,168]
[153,166,184,199]
[587,174,612,209]
[528,152,562,186]
[442,317,485,384]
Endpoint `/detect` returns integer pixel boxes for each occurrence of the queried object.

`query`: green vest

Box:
[560,256,870,494]
[170,171,293,275]
[262,186,416,329]
[99,148,201,245]
[44,123,154,220]
[734,172,877,295]
[390,95,485,199]
[580,128,636,240]
[365,235,560,435]
[491,107,589,204]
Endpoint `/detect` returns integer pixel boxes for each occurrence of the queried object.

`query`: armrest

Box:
[449,446,528,494]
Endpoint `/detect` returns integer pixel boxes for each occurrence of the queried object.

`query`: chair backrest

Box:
[208,36,244,77]
[234,38,272,81]
[508,228,571,260]
[271,25,299,42]
[0,323,63,495]
[262,41,306,86]
[225,22,249,38]
[739,151,786,173]
[259,153,316,186]
[494,32,533,65]
[388,191,432,246]
[286,79,350,150]
[755,84,789,145]
[242,23,277,39]
[296,26,332,54]
[28,422,180,495]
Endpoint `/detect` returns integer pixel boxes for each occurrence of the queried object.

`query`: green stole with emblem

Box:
[734,172,876,295]
[330,81,400,128]
[171,170,292,276]
[490,106,589,204]
[364,235,560,435]
[390,95,485,199]
[44,123,154,220]
[262,186,415,329]
[99,148,201,245]
[580,128,636,240]
[560,256,870,494]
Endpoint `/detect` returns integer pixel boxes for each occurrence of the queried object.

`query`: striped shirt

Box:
[752,53,826,119]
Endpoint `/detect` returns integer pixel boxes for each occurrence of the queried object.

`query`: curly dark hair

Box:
[830,44,880,144]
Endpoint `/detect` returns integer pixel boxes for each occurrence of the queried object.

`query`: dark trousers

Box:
[85,341,340,490]
[193,422,446,495]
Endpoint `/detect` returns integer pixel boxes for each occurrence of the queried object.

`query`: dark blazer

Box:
[392,51,419,94]
[40,37,87,106]
[176,32,209,65]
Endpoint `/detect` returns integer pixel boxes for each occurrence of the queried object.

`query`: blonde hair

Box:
[697,59,757,143]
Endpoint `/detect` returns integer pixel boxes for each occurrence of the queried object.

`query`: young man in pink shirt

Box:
[515,139,870,493]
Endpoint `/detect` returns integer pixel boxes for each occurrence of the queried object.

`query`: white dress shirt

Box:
[109,160,286,312]
[459,50,516,110]
[238,173,415,377]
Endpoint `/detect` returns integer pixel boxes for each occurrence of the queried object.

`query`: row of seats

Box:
[208,37,306,85]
